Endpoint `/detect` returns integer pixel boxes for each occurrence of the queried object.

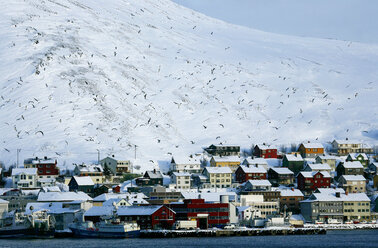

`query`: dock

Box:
[140,228,326,238]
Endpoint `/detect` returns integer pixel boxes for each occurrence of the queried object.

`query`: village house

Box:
[170,172,191,190]
[368,162,378,177]
[73,163,104,184]
[303,163,332,175]
[300,190,371,223]
[239,194,280,219]
[100,156,132,175]
[0,189,37,212]
[68,176,95,196]
[282,154,304,175]
[315,155,338,171]
[136,169,164,186]
[346,153,369,168]
[202,167,232,188]
[298,142,324,158]
[279,189,304,214]
[239,179,280,203]
[336,161,364,180]
[297,171,331,195]
[102,198,131,207]
[85,205,176,230]
[241,180,272,191]
[37,191,93,205]
[253,144,278,159]
[92,193,148,207]
[204,144,240,156]
[148,186,183,205]
[209,156,240,172]
[11,168,38,188]
[169,157,201,174]
[24,157,60,180]
[235,165,267,183]
[267,167,294,186]
[338,175,366,193]
[169,198,230,229]
[242,158,269,170]
[331,139,373,155]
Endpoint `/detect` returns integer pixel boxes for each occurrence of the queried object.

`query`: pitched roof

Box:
[306,163,331,171]
[317,155,337,160]
[172,172,191,177]
[340,175,366,181]
[12,168,37,176]
[243,158,268,165]
[76,164,103,173]
[211,156,240,163]
[204,167,232,174]
[145,170,163,179]
[73,176,94,186]
[301,143,324,149]
[348,153,368,160]
[0,199,9,204]
[342,161,364,169]
[280,189,304,197]
[255,144,277,150]
[285,154,303,161]
[239,165,267,174]
[270,167,294,175]
[299,171,331,178]
[37,191,92,202]
[303,192,370,202]
[246,179,272,187]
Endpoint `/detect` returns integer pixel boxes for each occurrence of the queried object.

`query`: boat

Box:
[0,210,55,238]
[69,205,140,238]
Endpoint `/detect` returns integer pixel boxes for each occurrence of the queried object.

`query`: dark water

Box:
[0,230,377,248]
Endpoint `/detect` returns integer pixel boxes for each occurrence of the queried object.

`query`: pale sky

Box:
[173,0,378,44]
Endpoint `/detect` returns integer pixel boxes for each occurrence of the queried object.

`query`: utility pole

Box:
[134,145,137,160]
[17,149,21,168]
[97,149,100,164]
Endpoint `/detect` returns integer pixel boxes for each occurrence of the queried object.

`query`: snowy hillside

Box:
[0,0,377,168]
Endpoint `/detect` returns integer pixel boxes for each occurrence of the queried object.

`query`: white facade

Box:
[12,168,38,188]
[171,172,191,189]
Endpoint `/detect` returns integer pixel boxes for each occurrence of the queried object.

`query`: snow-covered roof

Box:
[340,175,366,181]
[37,191,92,202]
[315,188,345,194]
[0,199,9,204]
[73,176,94,186]
[299,171,331,178]
[256,144,277,150]
[103,198,130,206]
[42,186,61,192]
[172,157,200,165]
[172,172,191,177]
[280,189,304,197]
[75,164,103,173]
[290,214,305,221]
[11,168,37,176]
[348,153,368,160]
[204,167,232,174]
[243,158,268,165]
[24,157,56,165]
[247,180,272,187]
[25,202,78,215]
[211,156,240,163]
[301,143,324,149]
[239,165,267,173]
[306,163,331,171]
[303,192,370,202]
[317,155,337,160]
[84,205,168,217]
[269,167,294,175]
[93,193,147,202]
[342,161,364,169]
[145,170,163,179]
[285,154,303,161]
[333,139,361,145]
[181,192,236,202]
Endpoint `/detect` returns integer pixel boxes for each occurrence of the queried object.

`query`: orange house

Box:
[298,143,324,158]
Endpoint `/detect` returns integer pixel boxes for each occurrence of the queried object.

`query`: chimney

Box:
[35,157,38,160]
[336,192,340,198]
[308,141,310,143]
[153,168,156,174]
[291,187,294,191]
[44,156,47,160]
[112,154,115,158]
[346,138,349,141]
[345,191,349,195]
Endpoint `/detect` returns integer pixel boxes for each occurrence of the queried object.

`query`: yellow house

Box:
[73,164,105,184]
[210,156,240,173]
[202,167,232,188]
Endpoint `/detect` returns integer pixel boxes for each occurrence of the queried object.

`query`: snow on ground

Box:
[0,0,377,170]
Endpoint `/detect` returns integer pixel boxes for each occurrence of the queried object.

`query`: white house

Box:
[12,168,38,188]
[170,157,201,174]
[171,172,191,190]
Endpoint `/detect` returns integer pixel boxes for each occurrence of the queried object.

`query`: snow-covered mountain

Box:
[0,0,377,168]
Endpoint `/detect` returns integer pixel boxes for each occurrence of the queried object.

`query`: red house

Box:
[85,205,175,230]
[235,165,267,183]
[169,199,229,228]
[253,144,278,159]
[297,171,331,195]
[24,157,59,179]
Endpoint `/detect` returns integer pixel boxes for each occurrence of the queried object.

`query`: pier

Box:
[140,228,326,238]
